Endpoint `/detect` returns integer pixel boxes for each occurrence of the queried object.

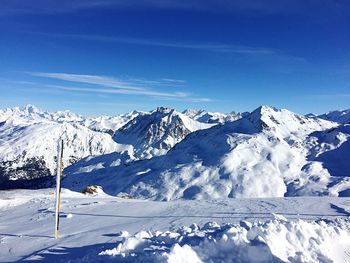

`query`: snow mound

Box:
[99,219,350,263]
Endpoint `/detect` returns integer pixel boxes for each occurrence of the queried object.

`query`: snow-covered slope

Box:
[64,106,345,200]
[318,109,350,124]
[302,124,350,197]
[182,109,248,124]
[113,107,214,159]
[0,105,136,184]
[0,119,131,182]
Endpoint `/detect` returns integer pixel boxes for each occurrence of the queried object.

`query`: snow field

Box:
[1,189,350,262]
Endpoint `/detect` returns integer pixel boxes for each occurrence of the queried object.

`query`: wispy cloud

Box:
[25,33,309,72]
[35,33,309,66]
[31,72,143,91]
[123,78,186,87]
[30,72,185,88]
[303,93,350,99]
[29,72,211,102]
[1,0,348,16]
[39,33,276,55]
[47,84,189,98]
[47,85,211,103]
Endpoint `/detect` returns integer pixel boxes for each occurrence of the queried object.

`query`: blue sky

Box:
[0,0,349,116]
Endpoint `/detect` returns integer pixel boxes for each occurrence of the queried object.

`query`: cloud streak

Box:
[40,33,276,55]
[31,72,144,90]
[30,72,211,102]
[32,33,308,69]
[304,93,350,99]
[1,0,348,16]
[47,84,188,98]
[30,72,186,88]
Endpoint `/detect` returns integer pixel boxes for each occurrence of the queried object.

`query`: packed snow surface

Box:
[0,189,350,262]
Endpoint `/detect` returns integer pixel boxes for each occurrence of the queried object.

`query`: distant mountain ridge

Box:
[317,109,350,124]
[182,108,249,124]
[1,104,349,199]
[0,104,142,133]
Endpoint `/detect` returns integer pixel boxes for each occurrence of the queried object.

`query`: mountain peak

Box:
[182,109,205,115]
[248,105,278,125]
[21,104,42,114]
[253,105,278,115]
[114,107,212,158]
[245,105,336,139]
[154,107,173,114]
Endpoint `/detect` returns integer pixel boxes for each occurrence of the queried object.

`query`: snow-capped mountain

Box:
[64,105,346,200]
[2,104,350,199]
[0,119,131,183]
[75,110,142,135]
[0,105,212,185]
[182,109,248,124]
[0,105,139,185]
[0,104,141,134]
[317,109,350,124]
[0,104,83,125]
[113,107,214,158]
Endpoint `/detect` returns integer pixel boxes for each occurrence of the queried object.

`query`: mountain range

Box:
[0,104,349,199]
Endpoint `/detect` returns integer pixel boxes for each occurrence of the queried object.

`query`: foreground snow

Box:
[1,189,350,262]
[100,218,350,263]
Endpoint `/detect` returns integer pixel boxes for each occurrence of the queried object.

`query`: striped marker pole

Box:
[55,139,64,239]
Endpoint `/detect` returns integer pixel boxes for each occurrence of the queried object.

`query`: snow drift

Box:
[99,218,350,263]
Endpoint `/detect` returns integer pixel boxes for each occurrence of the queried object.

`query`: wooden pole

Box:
[55,139,64,239]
